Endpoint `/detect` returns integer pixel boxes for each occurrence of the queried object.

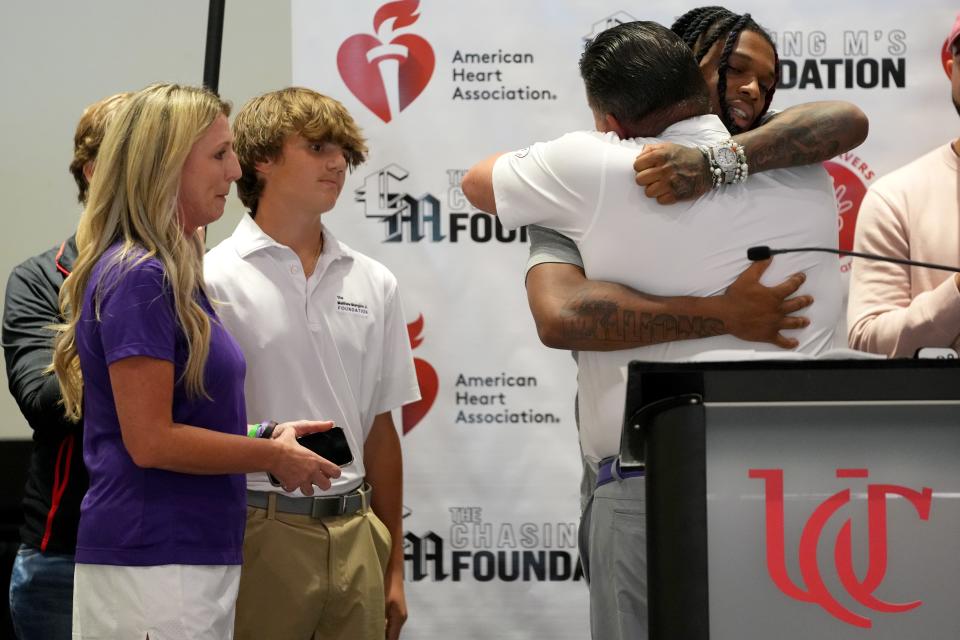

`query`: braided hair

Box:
[671,7,779,133]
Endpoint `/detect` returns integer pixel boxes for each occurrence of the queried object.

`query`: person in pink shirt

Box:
[847,14,960,357]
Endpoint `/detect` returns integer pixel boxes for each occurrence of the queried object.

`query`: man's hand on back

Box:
[720,259,812,349]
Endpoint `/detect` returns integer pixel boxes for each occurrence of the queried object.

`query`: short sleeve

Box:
[526,225,584,273]
[372,280,420,417]
[97,259,177,365]
[492,132,607,239]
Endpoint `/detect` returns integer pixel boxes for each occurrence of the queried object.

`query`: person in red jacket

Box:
[3,91,129,640]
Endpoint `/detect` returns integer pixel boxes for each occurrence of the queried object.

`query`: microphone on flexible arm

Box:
[747,246,960,274]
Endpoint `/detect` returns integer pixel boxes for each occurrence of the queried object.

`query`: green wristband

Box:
[247,421,278,438]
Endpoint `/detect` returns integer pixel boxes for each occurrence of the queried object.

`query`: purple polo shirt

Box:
[74,248,247,566]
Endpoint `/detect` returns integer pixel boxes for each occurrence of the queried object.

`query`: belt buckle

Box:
[309,494,349,519]
[310,496,329,519]
[618,461,645,474]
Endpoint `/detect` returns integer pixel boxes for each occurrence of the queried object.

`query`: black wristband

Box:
[259,420,278,439]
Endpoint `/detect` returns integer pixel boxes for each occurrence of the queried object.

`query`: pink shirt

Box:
[848,143,960,357]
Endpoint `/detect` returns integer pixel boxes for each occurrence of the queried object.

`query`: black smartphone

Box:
[267,426,354,487]
[297,427,353,467]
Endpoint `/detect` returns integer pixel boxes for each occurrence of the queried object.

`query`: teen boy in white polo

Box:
[204,87,420,640]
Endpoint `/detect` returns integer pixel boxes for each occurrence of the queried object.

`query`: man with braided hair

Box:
[523,5,866,512]
[463,19,846,640]
[633,6,846,202]
[673,6,779,134]
[636,6,868,201]
[526,6,866,347]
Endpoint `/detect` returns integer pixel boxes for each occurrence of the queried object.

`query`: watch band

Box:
[248,420,279,439]
[699,140,749,188]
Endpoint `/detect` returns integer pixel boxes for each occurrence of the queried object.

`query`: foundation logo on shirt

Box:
[824,153,876,274]
[354,163,528,244]
[337,0,435,123]
[403,314,438,434]
[584,11,637,41]
[336,295,370,317]
[751,468,932,629]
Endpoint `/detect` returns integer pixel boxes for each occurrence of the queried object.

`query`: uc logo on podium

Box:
[749,468,932,628]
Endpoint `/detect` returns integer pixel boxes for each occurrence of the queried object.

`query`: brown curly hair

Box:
[232,87,368,215]
[68,92,133,204]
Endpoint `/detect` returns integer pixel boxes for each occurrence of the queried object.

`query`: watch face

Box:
[715,146,737,168]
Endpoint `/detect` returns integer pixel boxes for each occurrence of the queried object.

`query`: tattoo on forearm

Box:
[746,110,843,172]
[561,299,725,345]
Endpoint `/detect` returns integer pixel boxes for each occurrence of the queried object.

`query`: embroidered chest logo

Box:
[336,295,369,317]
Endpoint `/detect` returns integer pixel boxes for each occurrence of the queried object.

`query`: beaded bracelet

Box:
[698,140,749,188]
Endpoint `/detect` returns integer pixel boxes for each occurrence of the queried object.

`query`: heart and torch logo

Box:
[402,314,438,434]
[337,0,436,123]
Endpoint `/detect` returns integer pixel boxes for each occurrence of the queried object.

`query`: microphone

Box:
[746,246,960,274]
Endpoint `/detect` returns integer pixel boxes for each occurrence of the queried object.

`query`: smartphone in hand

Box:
[297,427,353,467]
[268,426,353,487]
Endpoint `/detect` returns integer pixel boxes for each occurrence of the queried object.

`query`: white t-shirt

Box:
[493,114,841,463]
[204,214,420,495]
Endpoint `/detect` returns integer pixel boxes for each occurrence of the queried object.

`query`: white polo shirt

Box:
[204,214,420,496]
[493,114,842,463]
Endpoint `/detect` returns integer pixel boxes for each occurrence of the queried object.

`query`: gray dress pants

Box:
[580,471,647,639]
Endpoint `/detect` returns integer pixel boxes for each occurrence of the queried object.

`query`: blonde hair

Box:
[233,87,367,214]
[52,83,231,421]
[69,92,134,204]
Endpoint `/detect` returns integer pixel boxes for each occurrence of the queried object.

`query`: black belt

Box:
[247,484,371,519]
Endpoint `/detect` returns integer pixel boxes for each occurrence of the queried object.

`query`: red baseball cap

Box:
[950,12,960,51]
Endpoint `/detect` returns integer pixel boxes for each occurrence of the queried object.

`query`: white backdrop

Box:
[291,2,955,637]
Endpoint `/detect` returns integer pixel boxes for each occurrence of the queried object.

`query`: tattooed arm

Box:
[634,101,868,204]
[526,259,812,351]
[732,101,868,170]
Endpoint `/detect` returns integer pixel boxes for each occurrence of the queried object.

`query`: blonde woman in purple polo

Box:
[51,83,341,640]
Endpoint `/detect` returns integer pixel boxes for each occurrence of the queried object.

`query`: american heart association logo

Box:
[402,314,438,434]
[337,0,435,123]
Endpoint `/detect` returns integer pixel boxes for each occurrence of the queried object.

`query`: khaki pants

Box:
[234,495,392,640]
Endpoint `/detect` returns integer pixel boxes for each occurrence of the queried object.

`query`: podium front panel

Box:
[706,401,960,639]
[624,360,960,640]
